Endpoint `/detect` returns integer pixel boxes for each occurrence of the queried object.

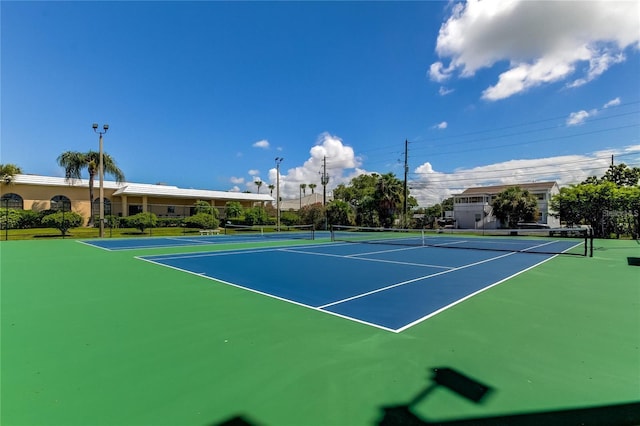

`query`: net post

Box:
[330,224,335,242]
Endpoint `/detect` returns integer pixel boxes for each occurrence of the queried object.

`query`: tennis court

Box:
[139,239,580,332]
[83,224,317,251]
[1,235,638,425]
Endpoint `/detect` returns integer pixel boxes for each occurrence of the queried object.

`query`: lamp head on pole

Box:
[92,123,109,134]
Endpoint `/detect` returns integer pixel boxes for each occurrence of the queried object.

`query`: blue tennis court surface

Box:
[139,241,571,332]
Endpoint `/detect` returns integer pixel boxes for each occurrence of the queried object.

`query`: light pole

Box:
[93,123,109,238]
[275,157,283,231]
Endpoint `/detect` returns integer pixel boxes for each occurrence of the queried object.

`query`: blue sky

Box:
[2,1,639,205]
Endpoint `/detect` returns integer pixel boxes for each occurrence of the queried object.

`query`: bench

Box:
[199,229,220,236]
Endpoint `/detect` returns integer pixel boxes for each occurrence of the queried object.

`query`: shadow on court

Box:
[212,367,640,426]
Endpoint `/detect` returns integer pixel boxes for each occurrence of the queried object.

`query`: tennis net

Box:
[330,225,593,256]
[224,224,315,240]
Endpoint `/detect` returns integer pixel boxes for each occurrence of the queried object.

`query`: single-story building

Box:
[452,181,560,229]
[0,174,273,224]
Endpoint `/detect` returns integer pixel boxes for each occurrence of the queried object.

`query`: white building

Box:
[452,182,560,229]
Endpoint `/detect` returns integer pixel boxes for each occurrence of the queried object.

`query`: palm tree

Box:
[375,173,403,228]
[57,150,125,226]
[268,184,275,196]
[0,164,22,186]
[300,183,307,197]
[309,183,317,194]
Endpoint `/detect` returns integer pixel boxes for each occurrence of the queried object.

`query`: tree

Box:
[41,211,83,236]
[268,184,275,196]
[254,180,263,194]
[326,200,355,226]
[299,203,326,229]
[374,173,403,228]
[600,163,640,187]
[225,201,243,220]
[185,213,218,230]
[308,183,317,194]
[125,212,157,233]
[492,186,539,228]
[0,208,22,230]
[0,163,23,185]
[57,150,125,226]
[552,163,640,238]
[194,200,213,214]
[300,183,307,197]
[243,206,269,225]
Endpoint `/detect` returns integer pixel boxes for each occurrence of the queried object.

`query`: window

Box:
[168,206,175,214]
[51,195,71,211]
[1,193,23,209]
[128,205,143,215]
[93,198,112,215]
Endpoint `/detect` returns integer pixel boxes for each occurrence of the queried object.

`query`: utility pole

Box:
[321,156,330,206]
[275,157,283,231]
[403,139,408,228]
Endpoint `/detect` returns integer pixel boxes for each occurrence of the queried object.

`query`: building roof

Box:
[280,193,330,210]
[459,181,558,196]
[13,174,273,202]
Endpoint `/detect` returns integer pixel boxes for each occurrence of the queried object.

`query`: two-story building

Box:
[452,182,560,229]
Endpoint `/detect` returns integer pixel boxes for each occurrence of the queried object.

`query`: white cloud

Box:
[438,86,454,96]
[252,139,270,149]
[603,97,621,108]
[429,62,452,82]
[248,169,260,176]
[267,132,364,199]
[230,176,244,185]
[433,121,448,130]
[408,150,627,206]
[566,96,622,126]
[566,110,592,126]
[431,0,640,100]
[229,185,241,192]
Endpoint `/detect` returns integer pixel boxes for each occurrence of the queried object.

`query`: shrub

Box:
[124,212,158,232]
[41,211,83,236]
[157,217,183,228]
[0,208,22,230]
[18,209,41,229]
[184,213,217,229]
[280,211,300,226]
[243,207,269,225]
[299,203,327,230]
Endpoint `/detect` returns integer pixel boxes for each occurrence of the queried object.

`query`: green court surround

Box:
[1,238,638,425]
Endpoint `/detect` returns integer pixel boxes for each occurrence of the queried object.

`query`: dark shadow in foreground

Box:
[378,367,640,426]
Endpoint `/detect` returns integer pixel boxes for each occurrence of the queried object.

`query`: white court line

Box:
[136,255,398,333]
[279,247,453,269]
[76,239,113,251]
[345,245,432,257]
[142,242,330,261]
[317,251,519,309]
[395,251,562,333]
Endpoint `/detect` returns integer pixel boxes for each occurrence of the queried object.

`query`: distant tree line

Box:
[550,163,640,238]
